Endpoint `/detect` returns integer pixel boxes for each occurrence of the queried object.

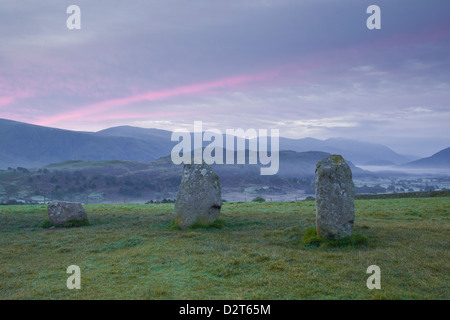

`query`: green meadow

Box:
[0,198,449,299]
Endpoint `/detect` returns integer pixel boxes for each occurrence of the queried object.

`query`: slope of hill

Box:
[403,147,450,168]
[97,125,173,140]
[0,119,174,169]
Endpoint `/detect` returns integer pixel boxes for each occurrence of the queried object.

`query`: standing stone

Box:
[315,155,355,239]
[175,163,222,229]
[47,201,89,226]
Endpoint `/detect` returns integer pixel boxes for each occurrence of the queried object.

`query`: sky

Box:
[0,0,449,157]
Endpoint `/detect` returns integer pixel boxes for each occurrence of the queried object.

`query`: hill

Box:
[0,119,175,169]
[97,125,173,140]
[402,147,450,168]
[278,137,415,165]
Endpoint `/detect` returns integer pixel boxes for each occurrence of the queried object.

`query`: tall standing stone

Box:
[175,163,222,229]
[315,155,355,239]
[47,201,89,226]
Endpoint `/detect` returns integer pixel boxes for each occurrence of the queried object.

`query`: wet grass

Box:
[0,198,449,299]
[300,227,369,249]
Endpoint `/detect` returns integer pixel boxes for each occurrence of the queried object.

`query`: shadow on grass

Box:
[37,218,90,229]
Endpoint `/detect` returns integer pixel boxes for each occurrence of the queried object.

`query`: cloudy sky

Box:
[0,0,449,156]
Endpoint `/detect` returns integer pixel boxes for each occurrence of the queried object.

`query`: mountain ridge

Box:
[402,147,450,168]
[0,118,415,169]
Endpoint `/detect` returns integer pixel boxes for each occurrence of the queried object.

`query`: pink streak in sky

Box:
[80,110,197,122]
[0,96,14,107]
[27,24,450,128]
[36,70,282,126]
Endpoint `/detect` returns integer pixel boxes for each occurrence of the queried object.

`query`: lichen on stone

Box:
[330,154,344,164]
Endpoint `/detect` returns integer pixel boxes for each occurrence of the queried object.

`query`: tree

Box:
[252,196,266,203]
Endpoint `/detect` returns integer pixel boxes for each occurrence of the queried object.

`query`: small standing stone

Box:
[174,163,222,229]
[315,155,355,239]
[47,201,89,226]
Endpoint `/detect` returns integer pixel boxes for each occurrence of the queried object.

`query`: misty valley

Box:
[1,156,449,205]
[1,119,449,205]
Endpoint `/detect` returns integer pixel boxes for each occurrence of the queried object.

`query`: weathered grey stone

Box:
[315,155,355,239]
[47,201,89,226]
[174,163,222,229]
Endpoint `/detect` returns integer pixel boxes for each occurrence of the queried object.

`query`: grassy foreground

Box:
[0,198,449,299]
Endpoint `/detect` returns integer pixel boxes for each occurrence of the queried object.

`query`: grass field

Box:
[0,198,449,299]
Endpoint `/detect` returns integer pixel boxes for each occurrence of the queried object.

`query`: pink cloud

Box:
[16,24,450,129]
[79,110,197,122]
[0,96,14,107]
[36,70,282,126]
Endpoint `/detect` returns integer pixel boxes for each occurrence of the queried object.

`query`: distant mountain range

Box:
[278,137,417,165]
[0,118,441,170]
[403,147,450,168]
